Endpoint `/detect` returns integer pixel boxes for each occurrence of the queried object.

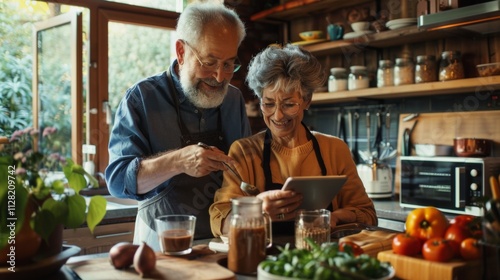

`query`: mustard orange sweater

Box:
[209,130,377,237]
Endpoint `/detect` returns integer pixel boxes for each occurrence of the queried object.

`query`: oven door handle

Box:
[455,167,465,208]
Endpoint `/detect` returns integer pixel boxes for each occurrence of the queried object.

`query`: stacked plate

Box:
[343,30,374,40]
[386,18,417,30]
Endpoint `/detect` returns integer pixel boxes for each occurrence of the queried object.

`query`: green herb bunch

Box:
[259,239,392,280]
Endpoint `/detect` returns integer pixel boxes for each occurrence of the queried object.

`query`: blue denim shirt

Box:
[105,60,252,200]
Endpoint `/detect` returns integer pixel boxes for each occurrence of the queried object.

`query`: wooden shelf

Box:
[302,25,470,56]
[311,76,500,104]
[250,0,371,22]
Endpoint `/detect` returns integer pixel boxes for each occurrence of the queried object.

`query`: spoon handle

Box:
[197,142,244,182]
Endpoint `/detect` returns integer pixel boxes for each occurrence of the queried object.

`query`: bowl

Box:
[477,62,500,77]
[453,137,492,157]
[298,30,323,41]
[351,21,370,32]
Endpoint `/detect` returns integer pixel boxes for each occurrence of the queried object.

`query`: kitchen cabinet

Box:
[250,1,500,105]
[63,222,134,255]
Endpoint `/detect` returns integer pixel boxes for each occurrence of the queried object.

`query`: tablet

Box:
[281,175,347,210]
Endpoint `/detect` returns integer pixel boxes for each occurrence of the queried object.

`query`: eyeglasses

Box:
[260,101,302,116]
[182,40,241,73]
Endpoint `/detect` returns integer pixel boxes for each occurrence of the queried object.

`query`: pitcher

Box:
[227,197,272,275]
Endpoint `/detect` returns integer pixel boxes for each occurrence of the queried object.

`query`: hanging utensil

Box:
[352,111,360,164]
[380,112,396,160]
[358,112,371,163]
[197,142,259,195]
[347,110,354,157]
[373,111,382,159]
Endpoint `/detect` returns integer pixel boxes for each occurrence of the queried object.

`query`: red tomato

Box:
[405,207,449,241]
[422,238,454,262]
[339,241,364,256]
[392,233,422,256]
[445,224,472,257]
[449,215,483,239]
[460,238,481,260]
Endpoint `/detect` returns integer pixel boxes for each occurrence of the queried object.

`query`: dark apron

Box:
[263,122,330,235]
[135,70,227,250]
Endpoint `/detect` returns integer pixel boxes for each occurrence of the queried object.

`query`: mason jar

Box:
[377,60,394,88]
[439,51,464,81]
[348,66,369,90]
[415,55,437,83]
[328,67,348,92]
[394,57,414,86]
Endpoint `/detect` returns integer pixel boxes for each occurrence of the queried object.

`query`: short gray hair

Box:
[176,2,246,46]
[246,44,326,102]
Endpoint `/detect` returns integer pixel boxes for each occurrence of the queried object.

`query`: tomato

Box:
[339,241,364,256]
[450,215,483,238]
[405,207,449,241]
[445,224,471,257]
[422,238,454,262]
[392,233,422,256]
[460,238,481,260]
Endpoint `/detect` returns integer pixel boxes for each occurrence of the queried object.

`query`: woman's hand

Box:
[257,190,303,221]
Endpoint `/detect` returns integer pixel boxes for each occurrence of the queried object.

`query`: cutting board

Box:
[377,250,481,280]
[67,245,235,280]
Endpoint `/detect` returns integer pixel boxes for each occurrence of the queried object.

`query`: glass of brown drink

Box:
[295,209,331,250]
[155,215,196,255]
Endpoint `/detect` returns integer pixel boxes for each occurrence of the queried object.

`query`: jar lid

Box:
[441,50,461,57]
[378,60,393,67]
[330,67,346,74]
[416,55,435,61]
[350,65,367,71]
[395,57,412,63]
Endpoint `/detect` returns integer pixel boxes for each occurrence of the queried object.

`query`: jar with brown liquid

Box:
[227,197,272,275]
[415,55,437,83]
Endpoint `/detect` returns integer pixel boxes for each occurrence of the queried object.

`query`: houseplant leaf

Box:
[87,196,107,233]
[64,194,86,228]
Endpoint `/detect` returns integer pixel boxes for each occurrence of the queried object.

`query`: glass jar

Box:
[348,66,369,90]
[377,60,394,88]
[227,197,272,275]
[394,57,414,86]
[328,67,347,92]
[415,55,437,83]
[439,51,464,81]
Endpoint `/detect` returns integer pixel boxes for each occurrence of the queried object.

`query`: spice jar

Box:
[377,60,394,88]
[227,197,272,275]
[394,57,414,86]
[439,51,464,81]
[415,55,437,83]
[348,66,369,90]
[328,67,348,92]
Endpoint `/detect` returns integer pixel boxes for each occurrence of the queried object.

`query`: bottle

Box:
[348,66,369,90]
[439,51,464,81]
[377,60,394,88]
[415,55,437,83]
[394,57,414,86]
[328,67,347,92]
[227,197,272,275]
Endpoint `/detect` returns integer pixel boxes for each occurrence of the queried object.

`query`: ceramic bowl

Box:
[298,30,323,41]
[351,21,370,32]
[477,62,500,77]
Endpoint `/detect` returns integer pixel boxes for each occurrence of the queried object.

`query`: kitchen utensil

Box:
[352,111,360,164]
[197,142,259,195]
[453,137,492,157]
[357,158,393,199]
[380,112,396,160]
[358,112,371,163]
[373,111,383,158]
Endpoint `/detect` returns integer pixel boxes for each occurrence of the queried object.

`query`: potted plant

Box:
[0,127,107,262]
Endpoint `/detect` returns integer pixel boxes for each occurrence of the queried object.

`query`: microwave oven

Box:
[400,156,500,216]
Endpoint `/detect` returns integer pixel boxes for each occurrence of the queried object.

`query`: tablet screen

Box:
[281,175,347,210]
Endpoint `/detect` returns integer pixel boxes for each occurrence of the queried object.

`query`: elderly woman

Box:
[209,44,376,237]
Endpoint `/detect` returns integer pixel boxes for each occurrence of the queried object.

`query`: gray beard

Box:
[180,69,228,109]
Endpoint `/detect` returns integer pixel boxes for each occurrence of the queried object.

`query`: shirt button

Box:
[194,109,199,113]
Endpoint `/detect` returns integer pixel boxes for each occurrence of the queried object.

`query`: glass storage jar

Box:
[328,67,347,92]
[415,55,437,83]
[439,51,464,81]
[377,60,394,88]
[394,57,414,86]
[348,66,369,90]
